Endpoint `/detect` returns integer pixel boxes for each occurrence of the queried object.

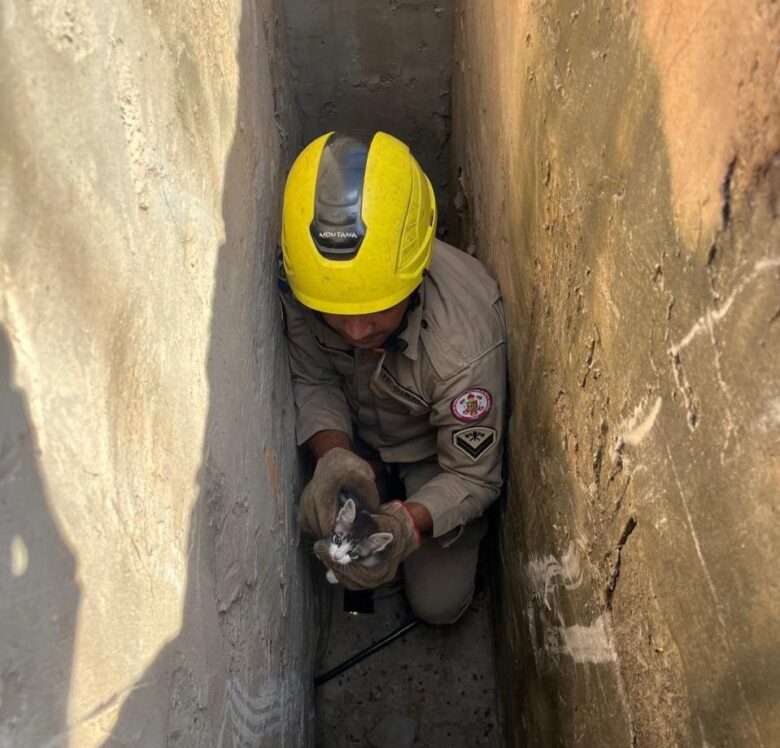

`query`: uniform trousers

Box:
[395,459,487,625]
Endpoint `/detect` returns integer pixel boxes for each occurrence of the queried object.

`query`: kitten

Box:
[325,489,394,584]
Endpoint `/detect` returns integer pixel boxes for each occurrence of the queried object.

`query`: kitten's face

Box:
[328,530,361,566]
[328,497,393,567]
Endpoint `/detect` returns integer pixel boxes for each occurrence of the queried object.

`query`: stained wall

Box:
[0,1,313,745]
[284,0,453,210]
[451,1,780,745]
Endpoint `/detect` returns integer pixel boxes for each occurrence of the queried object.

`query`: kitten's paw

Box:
[325,569,338,584]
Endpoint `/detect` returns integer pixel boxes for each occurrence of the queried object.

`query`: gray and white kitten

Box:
[325,489,394,584]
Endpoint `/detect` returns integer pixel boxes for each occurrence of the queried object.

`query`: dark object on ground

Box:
[343,588,375,615]
[314,618,421,687]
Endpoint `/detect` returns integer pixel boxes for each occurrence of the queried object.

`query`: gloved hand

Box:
[313,501,421,590]
[297,447,381,538]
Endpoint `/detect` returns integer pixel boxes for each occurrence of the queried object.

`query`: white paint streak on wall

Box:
[669,256,780,357]
[525,544,626,678]
[525,542,618,667]
[552,615,618,664]
[525,542,619,666]
[527,541,584,611]
[667,257,779,433]
[755,258,780,272]
[617,396,663,449]
[669,294,735,356]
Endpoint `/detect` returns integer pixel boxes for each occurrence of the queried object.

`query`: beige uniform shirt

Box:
[280,240,507,539]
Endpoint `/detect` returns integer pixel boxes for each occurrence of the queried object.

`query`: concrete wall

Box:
[0,2,314,746]
[451,1,779,746]
[283,0,453,212]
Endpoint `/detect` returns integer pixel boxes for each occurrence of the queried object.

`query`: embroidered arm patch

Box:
[452,426,497,461]
[450,387,492,422]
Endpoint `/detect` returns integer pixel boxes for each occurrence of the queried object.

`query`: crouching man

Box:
[279,131,506,625]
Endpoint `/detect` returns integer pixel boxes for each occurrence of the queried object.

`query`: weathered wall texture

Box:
[0,2,313,746]
[284,0,453,209]
[451,1,779,745]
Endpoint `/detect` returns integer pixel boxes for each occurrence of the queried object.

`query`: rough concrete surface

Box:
[283,0,453,212]
[1,1,314,746]
[451,0,780,745]
[316,577,501,747]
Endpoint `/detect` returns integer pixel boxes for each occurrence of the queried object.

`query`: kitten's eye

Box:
[333,533,343,546]
[348,550,359,560]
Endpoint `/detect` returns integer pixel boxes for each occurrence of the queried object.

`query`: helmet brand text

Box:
[318,231,359,239]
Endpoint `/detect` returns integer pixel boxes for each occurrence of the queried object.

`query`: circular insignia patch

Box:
[450,388,492,423]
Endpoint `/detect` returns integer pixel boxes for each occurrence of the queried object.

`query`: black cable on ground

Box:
[314,617,421,688]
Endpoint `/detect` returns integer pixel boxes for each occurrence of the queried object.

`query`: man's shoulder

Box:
[427,239,501,303]
[429,239,493,277]
[420,240,505,379]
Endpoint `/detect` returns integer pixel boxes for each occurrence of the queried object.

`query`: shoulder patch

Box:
[450,388,492,423]
[452,426,497,461]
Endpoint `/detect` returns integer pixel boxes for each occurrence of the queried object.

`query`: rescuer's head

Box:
[281,131,437,318]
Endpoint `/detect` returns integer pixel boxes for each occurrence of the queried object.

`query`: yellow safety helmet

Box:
[281,131,437,314]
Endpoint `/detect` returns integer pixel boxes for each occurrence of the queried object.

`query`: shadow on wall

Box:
[0,325,81,746]
[98,3,309,746]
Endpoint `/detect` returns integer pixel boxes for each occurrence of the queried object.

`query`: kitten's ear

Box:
[336,497,357,525]
[364,532,394,554]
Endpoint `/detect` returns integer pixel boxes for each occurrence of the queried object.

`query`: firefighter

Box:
[280,131,506,624]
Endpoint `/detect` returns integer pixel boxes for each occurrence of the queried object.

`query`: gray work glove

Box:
[297,448,381,538]
[313,501,421,590]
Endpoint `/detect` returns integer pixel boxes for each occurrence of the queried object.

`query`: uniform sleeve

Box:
[407,340,507,538]
[280,294,354,445]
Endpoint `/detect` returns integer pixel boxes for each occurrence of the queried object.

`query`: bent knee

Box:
[407,585,474,626]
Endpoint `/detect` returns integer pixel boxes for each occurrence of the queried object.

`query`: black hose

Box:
[314,617,421,687]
